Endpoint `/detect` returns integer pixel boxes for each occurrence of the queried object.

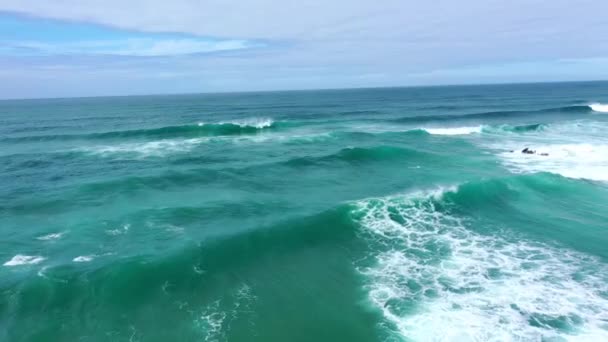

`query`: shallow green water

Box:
[1,82,608,341]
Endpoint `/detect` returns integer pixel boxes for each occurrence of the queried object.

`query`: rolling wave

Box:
[97,121,273,139]
[2,118,280,143]
[481,123,547,134]
[29,173,594,272]
[53,173,595,339]
[392,105,592,124]
[411,123,545,136]
[4,171,607,339]
[3,104,597,145]
[2,103,602,145]
[0,202,359,337]
[3,145,431,215]
[550,105,595,113]
[285,146,429,167]
[503,123,546,132]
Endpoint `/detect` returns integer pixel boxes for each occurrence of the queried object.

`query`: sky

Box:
[1,1,608,99]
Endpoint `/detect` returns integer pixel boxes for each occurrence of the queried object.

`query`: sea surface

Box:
[1,82,608,341]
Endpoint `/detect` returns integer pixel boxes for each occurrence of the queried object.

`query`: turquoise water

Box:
[1,82,608,341]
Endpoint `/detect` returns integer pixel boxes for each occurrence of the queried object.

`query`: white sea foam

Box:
[195,283,257,341]
[354,189,608,341]
[4,254,46,266]
[36,232,65,241]
[483,120,608,182]
[422,126,483,135]
[227,131,332,145]
[197,300,227,341]
[73,255,95,263]
[106,224,130,236]
[164,224,185,233]
[228,117,274,129]
[498,143,608,182]
[83,138,205,157]
[198,117,274,129]
[589,103,608,113]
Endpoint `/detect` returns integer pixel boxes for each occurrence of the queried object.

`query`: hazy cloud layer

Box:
[1,1,607,98]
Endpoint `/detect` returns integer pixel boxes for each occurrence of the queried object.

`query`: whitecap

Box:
[226,117,274,129]
[36,232,65,241]
[106,224,130,236]
[195,283,257,341]
[483,120,608,182]
[422,126,483,135]
[4,254,46,266]
[354,189,608,341]
[73,255,95,263]
[197,300,227,341]
[198,117,274,129]
[589,103,608,113]
[498,143,608,182]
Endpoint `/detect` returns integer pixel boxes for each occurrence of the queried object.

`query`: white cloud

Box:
[1,0,606,41]
[2,1,607,65]
[0,38,255,56]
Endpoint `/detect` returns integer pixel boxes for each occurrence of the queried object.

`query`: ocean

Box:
[1,82,608,341]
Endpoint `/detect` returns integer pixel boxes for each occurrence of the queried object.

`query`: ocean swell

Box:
[2,118,279,143]
[392,105,592,124]
[406,123,544,136]
[284,146,429,167]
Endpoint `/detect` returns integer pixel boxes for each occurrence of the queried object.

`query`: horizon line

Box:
[1,79,607,102]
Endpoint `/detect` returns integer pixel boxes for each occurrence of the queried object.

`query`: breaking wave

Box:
[589,103,608,113]
[497,143,608,182]
[353,179,608,341]
[421,126,483,135]
[409,123,544,136]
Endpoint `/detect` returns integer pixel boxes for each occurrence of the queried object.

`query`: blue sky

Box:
[1,1,608,99]
[0,14,261,56]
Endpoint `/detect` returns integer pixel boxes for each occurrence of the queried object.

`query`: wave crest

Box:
[482,123,547,134]
[589,103,608,113]
[412,123,544,136]
[220,117,274,129]
[392,105,592,124]
[100,117,276,139]
[422,126,482,135]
